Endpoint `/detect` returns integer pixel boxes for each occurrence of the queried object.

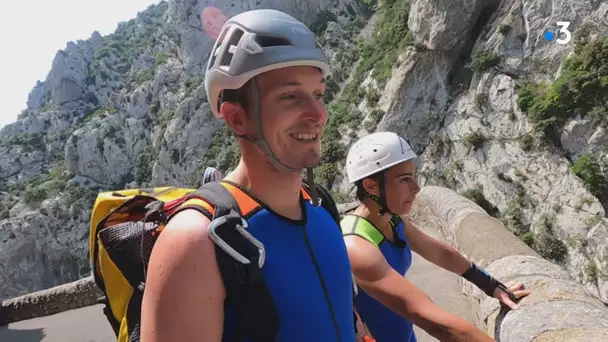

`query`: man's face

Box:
[363,160,420,215]
[223,66,328,170]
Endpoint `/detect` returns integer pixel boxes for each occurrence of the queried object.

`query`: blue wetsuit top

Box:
[217,182,356,342]
[341,214,416,342]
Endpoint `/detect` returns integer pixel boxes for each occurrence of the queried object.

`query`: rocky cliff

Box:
[1,0,607,306]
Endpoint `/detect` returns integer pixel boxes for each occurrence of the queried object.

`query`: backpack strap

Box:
[302,182,362,334]
[170,181,279,342]
[301,180,341,226]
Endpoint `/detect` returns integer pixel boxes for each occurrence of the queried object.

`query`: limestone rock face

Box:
[0,0,362,299]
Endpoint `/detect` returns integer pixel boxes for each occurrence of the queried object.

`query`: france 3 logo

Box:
[543,21,572,45]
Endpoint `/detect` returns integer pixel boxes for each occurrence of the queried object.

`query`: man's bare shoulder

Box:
[141,209,226,340]
[151,208,216,264]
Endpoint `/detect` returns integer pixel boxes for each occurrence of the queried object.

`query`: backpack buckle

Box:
[208,210,266,268]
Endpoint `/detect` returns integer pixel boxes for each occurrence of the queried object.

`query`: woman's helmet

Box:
[346,131,417,214]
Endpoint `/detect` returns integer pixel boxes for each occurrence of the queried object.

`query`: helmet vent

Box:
[255,36,291,47]
[219,28,245,67]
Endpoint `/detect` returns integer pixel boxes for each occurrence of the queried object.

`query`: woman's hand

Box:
[493,283,530,309]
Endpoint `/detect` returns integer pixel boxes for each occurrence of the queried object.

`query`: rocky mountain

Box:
[0,0,607,306]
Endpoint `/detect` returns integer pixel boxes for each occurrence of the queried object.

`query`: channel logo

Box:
[544,21,572,45]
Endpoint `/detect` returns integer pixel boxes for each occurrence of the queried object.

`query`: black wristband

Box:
[461,263,514,300]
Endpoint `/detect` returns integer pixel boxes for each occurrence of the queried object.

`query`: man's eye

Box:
[280,94,297,101]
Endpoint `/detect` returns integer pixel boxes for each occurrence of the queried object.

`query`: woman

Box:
[342,131,530,342]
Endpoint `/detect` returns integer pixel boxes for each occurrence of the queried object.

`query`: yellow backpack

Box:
[88,186,196,340]
[88,179,345,342]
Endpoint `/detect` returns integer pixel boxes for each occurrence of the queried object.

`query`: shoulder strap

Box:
[303,183,362,335]
[178,182,279,342]
[302,180,341,226]
[340,214,385,248]
[389,214,403,229]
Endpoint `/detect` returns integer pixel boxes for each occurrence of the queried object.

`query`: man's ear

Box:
[220,102,248,135]
[362,178,379,197]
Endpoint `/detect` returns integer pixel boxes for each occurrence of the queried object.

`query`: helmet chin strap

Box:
[365,173,391,215]
[233,78,320,205]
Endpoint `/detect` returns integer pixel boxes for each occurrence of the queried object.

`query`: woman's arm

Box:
[344,235,494,342]
[403,218,471,274]
[402,217,531,309]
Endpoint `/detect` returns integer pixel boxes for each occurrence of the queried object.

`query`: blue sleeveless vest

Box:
[341,214,416,342]
[219,183,356,342]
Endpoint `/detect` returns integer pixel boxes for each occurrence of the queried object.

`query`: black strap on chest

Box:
[198,182,279,342]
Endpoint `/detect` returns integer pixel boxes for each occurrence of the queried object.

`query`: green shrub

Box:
[520,232,534,246]
[585,261,598,281]
[468,51,502,73]
[461,131,486,149]
[185,76,203,95]
[135,147,156,184]
[314,163,341,189]
[518,134,534,151]
[532,214,568,262]
[517,36,608,133]
[154,52,168,67]
[198,126,240,176]
[2,132,45,152]
[364,108,385,131]
[23,186,47,206]
[498,24,511,35]
[310,10,338,36]
[356,0,413,87]
[502,201,526,234]
[366,88,380,105]
[571,154,608,199]
[461,185,499,217]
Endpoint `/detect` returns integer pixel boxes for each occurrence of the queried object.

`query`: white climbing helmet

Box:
[346,131,417,183]
[204,9,330,118]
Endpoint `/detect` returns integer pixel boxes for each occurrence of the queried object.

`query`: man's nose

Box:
[303,98,327,123]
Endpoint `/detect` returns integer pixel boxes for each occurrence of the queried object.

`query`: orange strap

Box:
[173,181,312,219]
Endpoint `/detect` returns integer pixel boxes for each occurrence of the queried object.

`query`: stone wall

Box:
[0,276,101,325]
[411,186,608,341]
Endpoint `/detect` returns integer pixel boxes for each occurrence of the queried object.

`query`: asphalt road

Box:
[406,220,476,341]
[0,219,475,342]
[0,304,115,342]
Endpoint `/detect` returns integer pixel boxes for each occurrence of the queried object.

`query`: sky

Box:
[0,0,162,129]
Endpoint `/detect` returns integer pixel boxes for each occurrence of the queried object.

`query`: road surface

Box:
[0,304,115,342]
[0,220,475,342]
[406,219,476,341]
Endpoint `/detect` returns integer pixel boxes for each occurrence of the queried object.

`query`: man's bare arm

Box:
[344,236,493,342]
[141,209,225,342]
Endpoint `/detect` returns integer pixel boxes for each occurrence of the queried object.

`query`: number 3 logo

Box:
[556,21,572,45]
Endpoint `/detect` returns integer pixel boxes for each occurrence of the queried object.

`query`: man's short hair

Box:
[219,80,252,114]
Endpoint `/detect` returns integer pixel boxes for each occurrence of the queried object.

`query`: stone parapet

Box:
[412,186,608,341]
[0,276,101,325]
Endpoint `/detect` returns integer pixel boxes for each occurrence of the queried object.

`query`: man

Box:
[141,9,356,342]
[342,131,531,342]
